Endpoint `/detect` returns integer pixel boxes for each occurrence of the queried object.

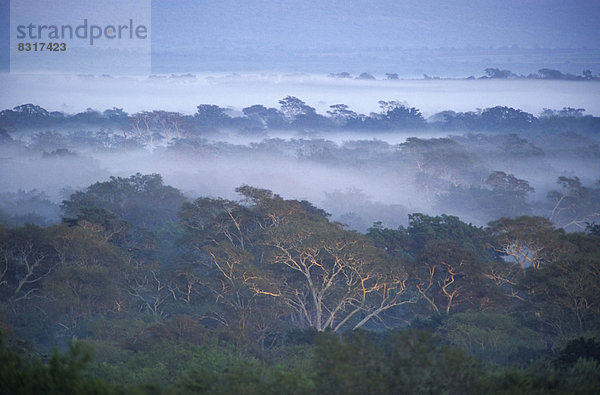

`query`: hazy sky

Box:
[1,0,599,73]
[151,0,600,50]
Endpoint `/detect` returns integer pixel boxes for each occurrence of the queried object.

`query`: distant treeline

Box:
[1,100,599,233]
[1,100,599,136]
[330,68,600,81]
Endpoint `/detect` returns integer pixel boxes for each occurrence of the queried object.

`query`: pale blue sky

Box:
[2,0,599,73]
[151,0,600,50]
[149,0,600,74]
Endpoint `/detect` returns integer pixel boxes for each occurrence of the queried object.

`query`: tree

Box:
[484,68,516,79]
[179,187,412,334]
[62,173,186,233]
[487,217,565,270]
[483,171,534,217]
[369,214,505,314]
[558,107,586,117]
[538,68,566,80]
[582,70,594,80]
[556,337,600,368]
[356,72,376,80]
[150,111,190,141]
[377,101,425,129]
[261,221,410,331]
[71,108,102,124]
[239,187,410,331]
[402,214,494,256]
[520,232,600,334]
[314,329,485,394]
[127,110,194,145]
[479,106,537,131]
[125,262,177,319]
[102,107,128,122]
[242,105,287,129]
[0,104,51,128]
[329,72,352,78]
[194,104,231,130]
[128,111,157,146]
[0,337,113,394]
[399,138,484,199]
[42,225,132,331]
[178,192,284,343]
[441,106,537,131]
[438,312,546,365]
[547,176,600,231]
[326,104,362,128]
[278,96,328,128]
[278,96,316,121]
[411,241,495,314]
[0,224,58,304]
[498,133,544,158]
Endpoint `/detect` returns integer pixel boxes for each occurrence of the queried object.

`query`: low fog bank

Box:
[2,73,600,118]
[0,136,417,231]
[1,123,598,232]
[1,84,598,231]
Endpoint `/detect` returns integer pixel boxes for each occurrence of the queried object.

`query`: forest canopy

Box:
[1,96,599,392]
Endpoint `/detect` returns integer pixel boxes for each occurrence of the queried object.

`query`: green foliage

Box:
[81,336,316,394]
[488,216,565,269]
[519,232,600,335]
[0,223,59,305]
[313,329,486,394]
[478,357,600,395]
[377,101,425,128]
[547,176,600,231]
[562,358,600,395]
[3,174,600,393]
[313,329,600,394]
[40,226,133,330]
[177,353,316,395]
[62,173,186,233]
[437,312,548,365]
[370,214,506,315]
[555,337,600,369]
[0,335,113,395]
[395,213,495,260]
[480,361,562,395]
[179,186,411,335]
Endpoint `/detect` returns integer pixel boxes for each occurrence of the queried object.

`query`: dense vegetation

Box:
[1,99,599,135]
[1,99,599,231]
[330,67,600,81]
[0,173,599,393]
[1,97,599,392]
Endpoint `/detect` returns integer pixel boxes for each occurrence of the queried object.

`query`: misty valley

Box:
[1,94,600,393]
